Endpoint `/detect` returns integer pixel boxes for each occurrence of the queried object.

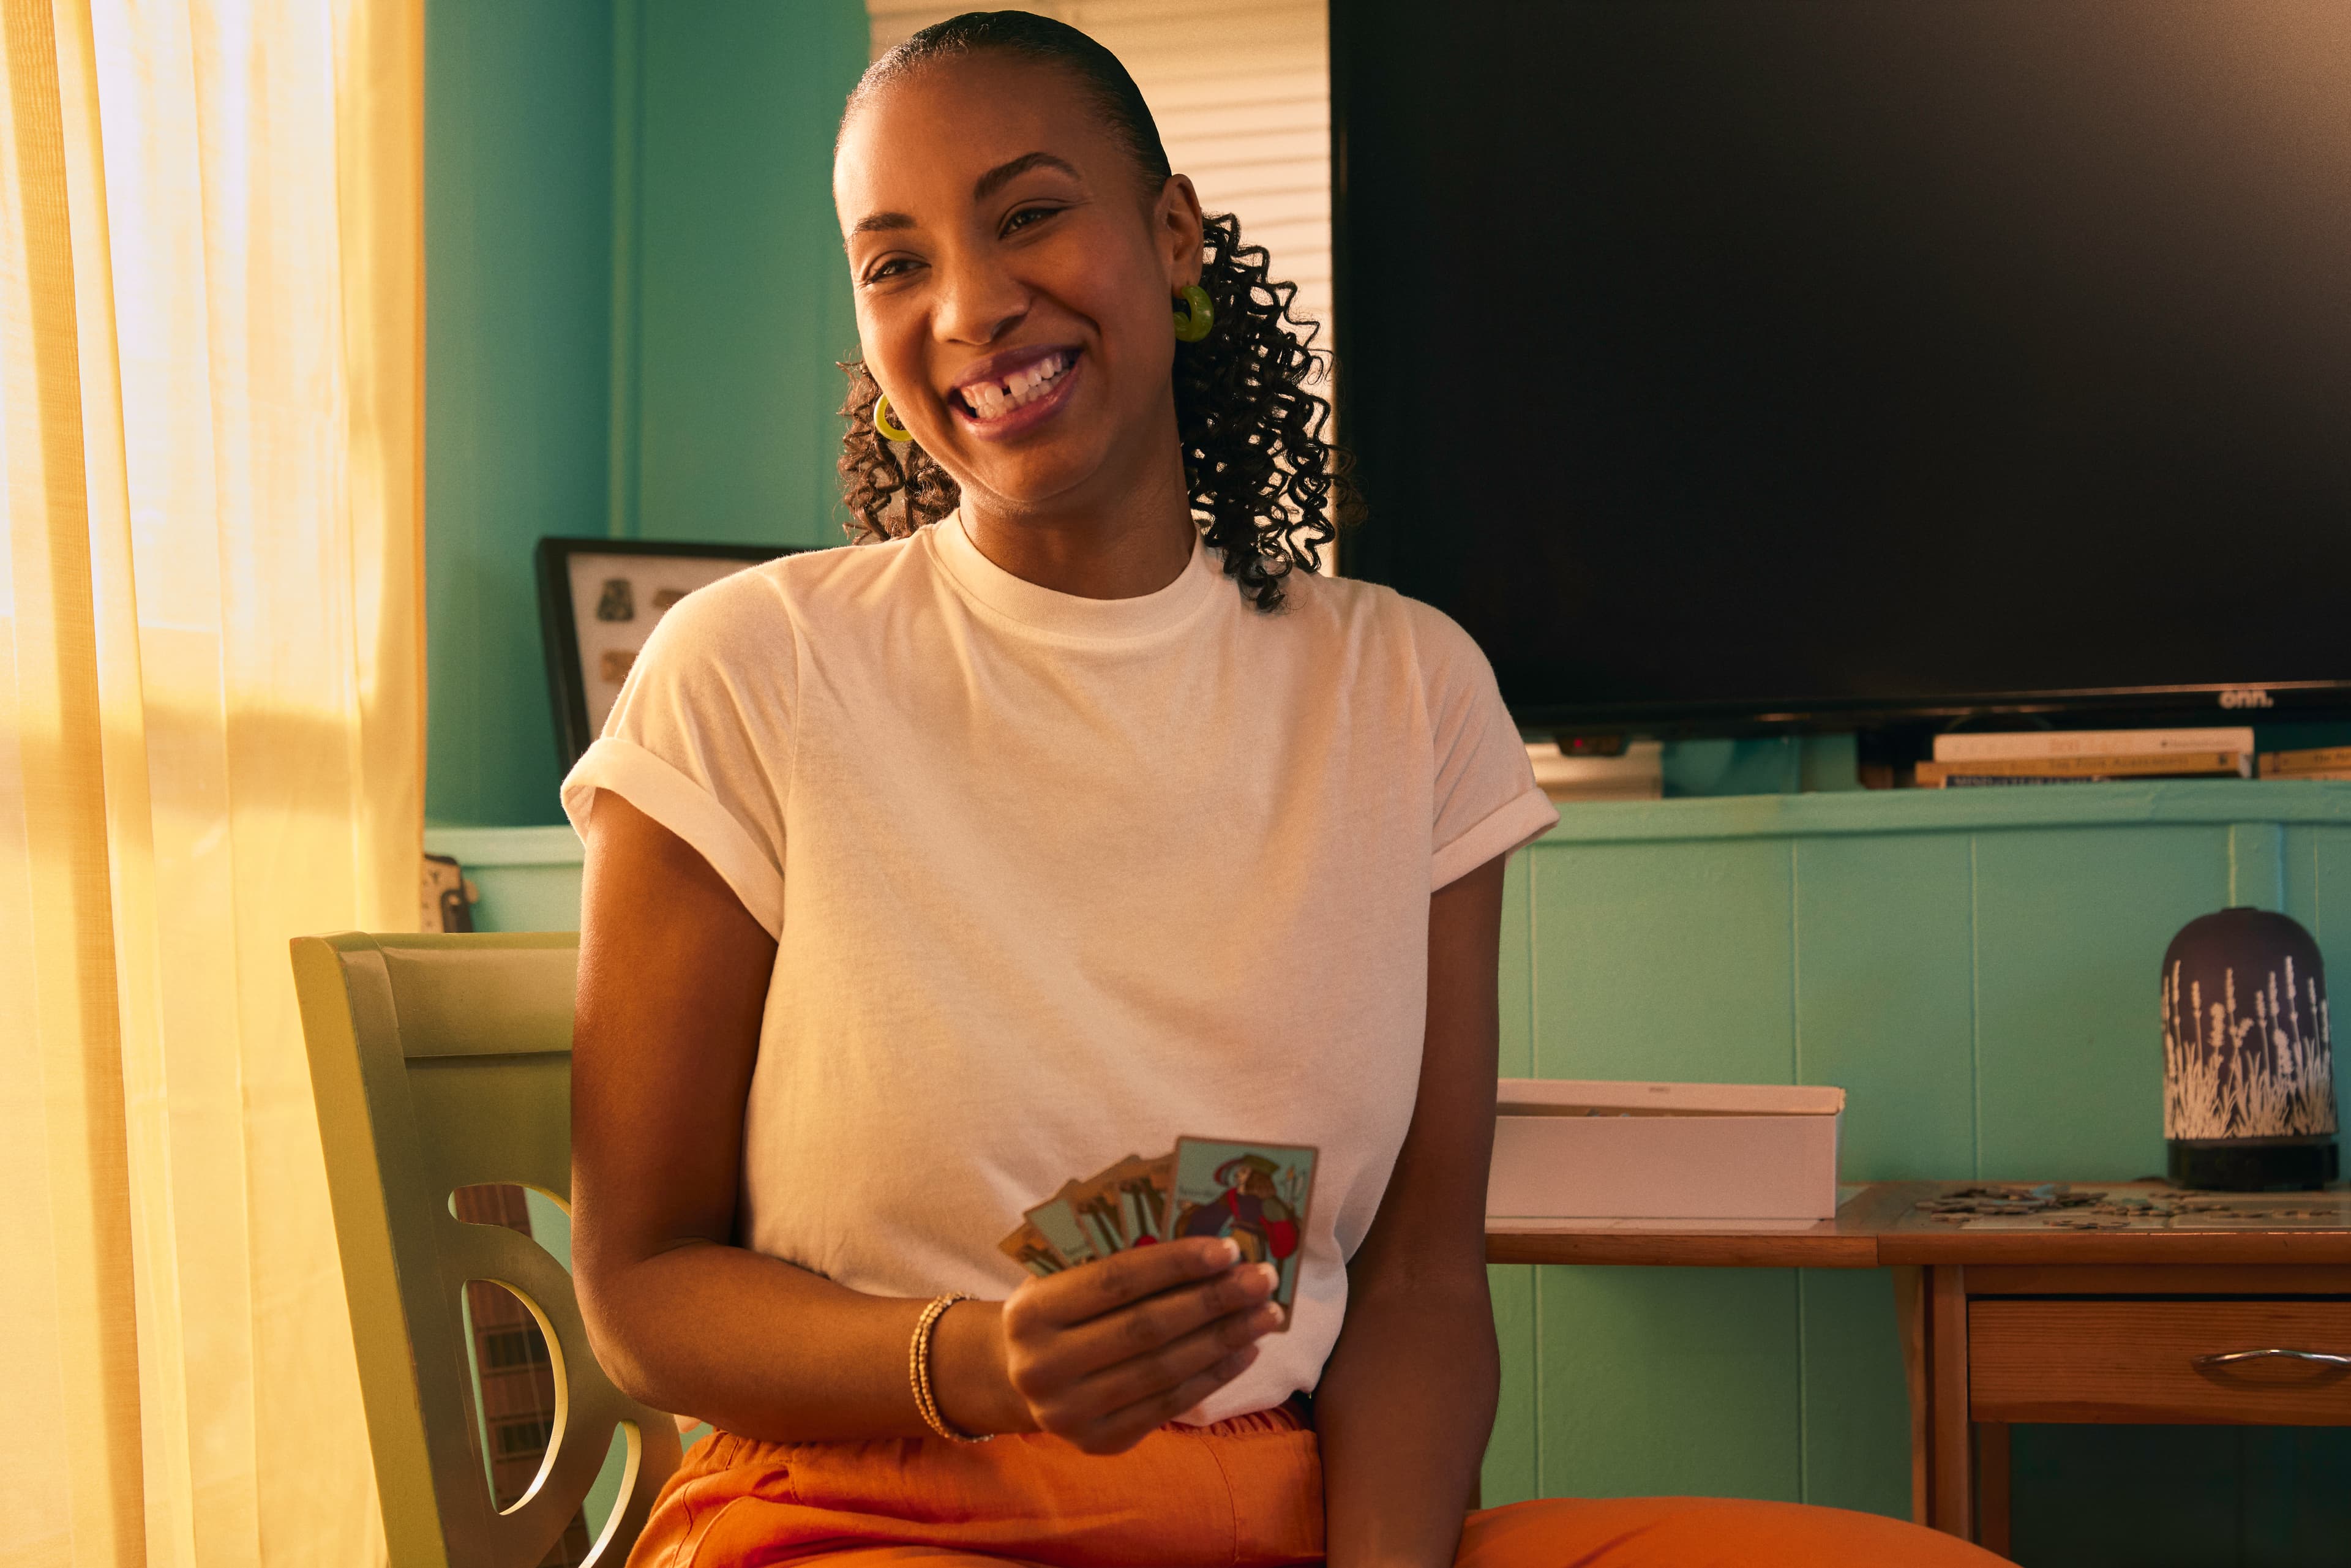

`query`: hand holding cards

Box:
[998,1137,1318,1327]
[988,1138,1319,1453]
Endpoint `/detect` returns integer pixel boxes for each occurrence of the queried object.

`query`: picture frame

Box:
[534,536,803,770]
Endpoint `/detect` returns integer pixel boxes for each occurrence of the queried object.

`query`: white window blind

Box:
[863,1,1334,362]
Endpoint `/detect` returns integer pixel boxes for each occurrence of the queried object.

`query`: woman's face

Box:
[834,56,1202,517]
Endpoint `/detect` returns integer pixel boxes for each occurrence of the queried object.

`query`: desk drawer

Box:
[1971,1300,2351,1424]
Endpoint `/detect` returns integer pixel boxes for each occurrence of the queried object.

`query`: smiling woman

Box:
[833,18,1346,612]
[557,12,2001,1568]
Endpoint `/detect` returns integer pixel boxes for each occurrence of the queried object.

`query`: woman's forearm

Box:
[1316,1277,1499,1568]
[577,1236,1030,1444]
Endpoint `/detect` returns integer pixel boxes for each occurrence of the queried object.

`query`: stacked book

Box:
[1918,728,2254,788]
[2259,746,2351,782]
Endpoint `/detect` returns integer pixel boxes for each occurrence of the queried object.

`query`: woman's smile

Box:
[949,345,1084,440]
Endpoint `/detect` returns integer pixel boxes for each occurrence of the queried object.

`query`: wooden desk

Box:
[1488,1182,2351,1558]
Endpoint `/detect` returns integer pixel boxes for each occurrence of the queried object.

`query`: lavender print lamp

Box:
[2162,908,2339,1190]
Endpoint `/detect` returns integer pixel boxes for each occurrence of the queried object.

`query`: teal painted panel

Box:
[426,825,585,867]
[2009,1426,2245,1567]
[426,0,616,826]
[2303,828,2351,1143]
[1533,778,2351,847]
[1971,827,2232,1180]
[1794,1271,1908,1519]
[467,862,584,934]
[634,0,868,547]
[1481,1266,1539,1509]
[1793,834,1976,1180]
[1498,855,1533,1078]
[2239,1428,2351,1563]
[2229,820,2286,910]
[1528,840,1796,1085]
[2282,825,2321,937]
[1533,1267,1801,1502]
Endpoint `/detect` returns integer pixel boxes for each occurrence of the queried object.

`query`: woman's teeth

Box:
[961,353,1070,419]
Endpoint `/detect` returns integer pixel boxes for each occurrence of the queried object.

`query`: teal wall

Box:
[629,1,868,547]
[426,0,868,828]
[426,0,617,827]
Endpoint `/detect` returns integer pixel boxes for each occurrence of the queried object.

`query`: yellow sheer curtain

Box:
[0,0,421,1563]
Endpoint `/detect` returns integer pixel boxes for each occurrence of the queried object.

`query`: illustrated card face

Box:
[996,1218,1070,1278]
[1066,1156,1141,1257]
[1123,1151,1174,1247]
[1067,1153,1175,1256]
[1022,1184,1098,1267]
[1164,1138,1318,1327]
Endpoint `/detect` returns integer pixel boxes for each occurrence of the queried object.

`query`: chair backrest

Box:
[291,932,681,1568]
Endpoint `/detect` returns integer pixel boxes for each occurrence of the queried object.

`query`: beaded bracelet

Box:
[909,1293,991,1443]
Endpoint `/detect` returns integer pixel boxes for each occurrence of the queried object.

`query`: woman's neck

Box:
[956,434,1197,601]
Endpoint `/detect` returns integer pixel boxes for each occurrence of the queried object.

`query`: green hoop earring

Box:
[873,392,913,442]
[1172,283,1214,343]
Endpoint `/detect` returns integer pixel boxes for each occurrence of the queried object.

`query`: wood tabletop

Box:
[1482,1182,1914,1268]
[1485,1181,2351,1268]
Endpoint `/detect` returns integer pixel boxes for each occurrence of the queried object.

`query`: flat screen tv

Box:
[1330,0,2351,734]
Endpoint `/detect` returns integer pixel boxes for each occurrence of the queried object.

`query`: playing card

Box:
[1123,1150,1174,1245]
[1066,1157,1136,1256]
[1164,1137,1318,1327]
[1066,1153,1174,1256]
[1022,1182,1098,1267]
[996,1217,1072,1278]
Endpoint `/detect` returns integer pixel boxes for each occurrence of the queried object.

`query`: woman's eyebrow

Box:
[974,151,1081,201]
[847,152,1082,239]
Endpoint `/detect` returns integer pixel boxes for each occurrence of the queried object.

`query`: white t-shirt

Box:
[561,514,1555,1424]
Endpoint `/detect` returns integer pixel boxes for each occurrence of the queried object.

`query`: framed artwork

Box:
[534,537,803,769]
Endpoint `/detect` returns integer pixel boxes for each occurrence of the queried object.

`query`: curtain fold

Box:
[0,1,422,1563]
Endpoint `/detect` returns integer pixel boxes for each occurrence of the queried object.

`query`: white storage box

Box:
[1487,1079,1845,1222]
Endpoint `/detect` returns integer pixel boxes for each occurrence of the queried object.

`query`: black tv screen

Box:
[1331,0,2351,732]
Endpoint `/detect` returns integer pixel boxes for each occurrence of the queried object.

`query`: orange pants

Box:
[628,1401,2003,1567]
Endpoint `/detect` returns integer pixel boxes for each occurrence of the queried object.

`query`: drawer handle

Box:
[2192,1348,2351,1371]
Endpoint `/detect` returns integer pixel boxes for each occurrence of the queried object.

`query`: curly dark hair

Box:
[836,11,1357,612]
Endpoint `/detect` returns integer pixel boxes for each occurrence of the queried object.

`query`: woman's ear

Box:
[1155,173,1205,288]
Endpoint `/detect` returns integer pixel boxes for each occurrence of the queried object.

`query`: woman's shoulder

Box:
[1276,566,1490,677]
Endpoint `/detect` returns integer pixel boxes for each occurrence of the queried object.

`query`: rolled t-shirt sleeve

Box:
[1408,600,1558,890]
[560,569,795,937]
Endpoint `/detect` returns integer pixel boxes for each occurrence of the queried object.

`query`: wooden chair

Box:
[292,932,682,1567]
